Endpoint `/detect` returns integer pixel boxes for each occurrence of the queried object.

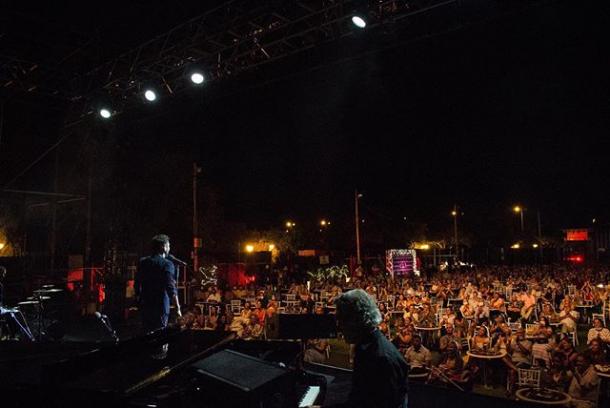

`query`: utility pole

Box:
[537,210,543,263]
[192,163,201,278]
[453,204,459,261]
[49,149,59,271]
[520,210,525,233]
[84,158,93,298]
[354,190,362,265]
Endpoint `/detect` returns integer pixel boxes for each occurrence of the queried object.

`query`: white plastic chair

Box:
[517,368,541,388]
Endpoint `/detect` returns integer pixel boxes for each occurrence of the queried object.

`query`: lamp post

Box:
[513,205,524,232]
[451,205,459,261]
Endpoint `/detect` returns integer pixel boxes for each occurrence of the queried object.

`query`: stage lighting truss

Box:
[63,0,459,121]
[4,0,462,122]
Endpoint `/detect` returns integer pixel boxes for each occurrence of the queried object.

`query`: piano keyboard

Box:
[298,385,321,408]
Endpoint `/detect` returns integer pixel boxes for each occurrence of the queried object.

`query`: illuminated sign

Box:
[565,229,589,241]
[386,249,419,277]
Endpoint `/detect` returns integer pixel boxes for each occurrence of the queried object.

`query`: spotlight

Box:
[351,15,366,28]
[190,72,205,85]
[144,89,157,102]
[99,108,112,119]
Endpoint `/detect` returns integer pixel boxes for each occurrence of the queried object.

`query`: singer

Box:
[135,234,182,333]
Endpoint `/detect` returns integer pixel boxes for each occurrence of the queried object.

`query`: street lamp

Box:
[513,205,524,232]
[451,205,459,260]
[245,244,254,253]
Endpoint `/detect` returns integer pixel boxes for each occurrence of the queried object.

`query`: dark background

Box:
[1,0,609,261]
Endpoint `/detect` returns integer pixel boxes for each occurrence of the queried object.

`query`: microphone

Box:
[167,254,187,265]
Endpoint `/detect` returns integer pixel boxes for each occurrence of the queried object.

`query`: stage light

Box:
[351,15,366,28]
[532,243,539,248]
[190,72,205,85]
[99,108,112,119]
[245,244,254,253]
[144,89,157,102]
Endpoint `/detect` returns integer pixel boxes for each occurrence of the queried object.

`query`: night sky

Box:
[1,1,609,257]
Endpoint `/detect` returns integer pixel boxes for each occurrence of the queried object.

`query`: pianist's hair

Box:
[335,289,382,330]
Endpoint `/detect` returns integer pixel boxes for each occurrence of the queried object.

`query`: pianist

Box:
[310,289,409,408]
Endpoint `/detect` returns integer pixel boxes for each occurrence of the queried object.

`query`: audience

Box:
[176,264,610,406]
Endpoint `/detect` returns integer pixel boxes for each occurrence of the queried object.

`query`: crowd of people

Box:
[178,264,610,407]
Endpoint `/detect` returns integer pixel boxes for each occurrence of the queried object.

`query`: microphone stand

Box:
[428,365,464,391]
[98,314,119,343]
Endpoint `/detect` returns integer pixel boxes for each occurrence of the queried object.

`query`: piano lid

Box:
[45,328,234,394]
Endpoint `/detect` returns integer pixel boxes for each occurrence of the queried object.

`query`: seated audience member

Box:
[304,339,330,364]
[439,324,461,353]
[531,317,553,340]
[568,354,599,408]
[520,290,537,322]
[587,317,610,345]
[542,353,573,391]
[453,312,468,339]
[470,326,490,351]
[540,302,558,322]
[215,313,229,331]
[459,303,475,321]
[558,303,579,334]
[489,292,505,313]
[430,341,466,385]
[490,315,511,342]
[404,334,432,371]
[379,319,391,339]
[556,335,579,369]
[242,314,263,339]
[393,326,413,354]
[206,287,222,303]
[506,328,532,368]
[583,338,608,365]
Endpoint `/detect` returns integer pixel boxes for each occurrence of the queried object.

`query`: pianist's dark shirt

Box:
[329,329,409,408]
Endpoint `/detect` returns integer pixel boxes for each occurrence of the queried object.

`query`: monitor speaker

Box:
[190,349,297,408]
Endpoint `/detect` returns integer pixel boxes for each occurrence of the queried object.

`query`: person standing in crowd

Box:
[309,288,409,408]
[135,234,182,333]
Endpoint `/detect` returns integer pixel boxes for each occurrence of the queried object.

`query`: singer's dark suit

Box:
[135,254,177,332]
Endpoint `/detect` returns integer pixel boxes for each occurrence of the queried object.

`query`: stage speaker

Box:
[266,313,337,340]
[190,349,297,408]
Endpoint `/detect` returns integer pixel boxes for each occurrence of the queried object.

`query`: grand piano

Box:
[1,325,545,408]
[1,327,326,408]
